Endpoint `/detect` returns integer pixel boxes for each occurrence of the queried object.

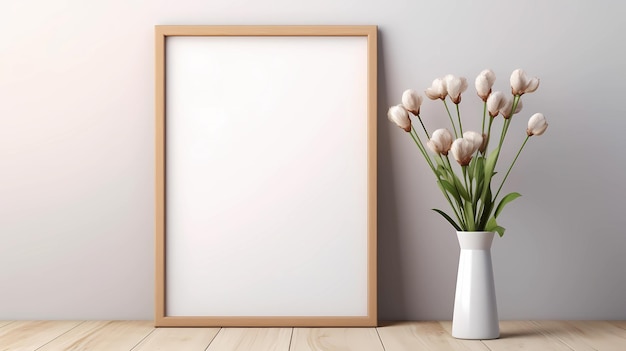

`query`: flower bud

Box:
[450,138,475,166]
[427,128,454,155]
[510,69,540,96]
[501,97,523,119]
[527,113,548,136]
[445,74,468,104]
[475,69,496,101]
[487,91,506,117]
[425,78,448,100]
[401,89,423,115]
[462,131,483,152]
[387,104,411,132]
[479,133,488,153]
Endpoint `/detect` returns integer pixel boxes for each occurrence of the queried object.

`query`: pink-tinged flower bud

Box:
[479,133,488,153]
[425,78,448,100]
[402,89,423,115]
[487,91,506,117]
[475,69,496,101]
[427,128,454,155]
[450,138,475,166]
[462,131,483,152]
[387,104,411,132]
[445,74,468,104]
[510,69,540,96]
[501,97,523,119]
[527,113,548,136]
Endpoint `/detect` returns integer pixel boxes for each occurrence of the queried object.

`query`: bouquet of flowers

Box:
[388,69,548,236]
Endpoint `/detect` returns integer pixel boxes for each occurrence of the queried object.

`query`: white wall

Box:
[1,0,625,320]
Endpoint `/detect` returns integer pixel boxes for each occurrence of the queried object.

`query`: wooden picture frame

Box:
[155,25,377,327]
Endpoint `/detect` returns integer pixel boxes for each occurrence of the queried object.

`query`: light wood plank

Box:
[532,321,597,351]
[559,321,626,350]
[610,320,626,330]
[0,321,14,328]
[377,321,489,351]
[37,320,154,351]
[290,327,383,351]
[476,321,573,351]
[0,320,82,351]
[206,328,292,351]
[132,327,220,351]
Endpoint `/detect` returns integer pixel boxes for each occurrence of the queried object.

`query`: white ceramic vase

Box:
[452,231,499,339]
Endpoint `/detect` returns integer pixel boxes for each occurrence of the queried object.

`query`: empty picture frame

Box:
[155,25,377,327]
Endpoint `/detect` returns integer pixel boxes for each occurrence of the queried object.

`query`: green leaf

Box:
[436,165,448,178]
[435,156,446,169]
[481,147,499,200]
[485,216,505,237]
[494,192,522,218]
[477,187,493,229]
[451,173,471,201]
[432,209,462,231]
[474,179,484,207]
[468,157,477,183]
[438,179,460,200]
[494,226,506,237]
[474,156,485,182]
[463,201,476,231]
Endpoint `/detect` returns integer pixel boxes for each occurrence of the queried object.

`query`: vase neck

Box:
[456,231,495,250]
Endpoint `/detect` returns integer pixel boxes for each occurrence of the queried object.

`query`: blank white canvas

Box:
[165,36,369,316]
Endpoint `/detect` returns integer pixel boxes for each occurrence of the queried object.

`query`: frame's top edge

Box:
[154,25,378,37]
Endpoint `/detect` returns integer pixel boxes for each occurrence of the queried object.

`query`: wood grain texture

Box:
[378,321,489,351]
[36,321,153,351]
[132,327,220,351]
[206,328,292,351]
[1,320,624,350]
[290,327,383,351]
[0,320,81,351]
[478,321,573,351]
[611,320,626,330]
[532,321,597,351]
[559,321,626,350]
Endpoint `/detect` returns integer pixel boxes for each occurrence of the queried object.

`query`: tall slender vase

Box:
[452,231,499,339]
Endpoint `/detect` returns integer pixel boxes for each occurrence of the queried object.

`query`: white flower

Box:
[387,104,411,132]
[527,113,548,136]
[425,78,447,100]
[510,69,540,96]
[462,131,483,152]
[501,97,523,119]
[445,74,468,104]
[475,69,496,101]
[450,138,476,166]
[487,91,506,117]
[427,128,454,155]
[402,89,423,115]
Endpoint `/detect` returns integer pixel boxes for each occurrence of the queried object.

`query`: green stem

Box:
[494,135,530,201]
[484,116,494,154]
[498,95,520,148]
[409,125,436,174]
[416,114,430,139]
[456,103,463,136]
[444,155,467,229]
[489,95,519,185]
[442,99,458,139]
[481,102,487,136]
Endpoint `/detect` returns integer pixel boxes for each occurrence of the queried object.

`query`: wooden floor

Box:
[0,321,624,350]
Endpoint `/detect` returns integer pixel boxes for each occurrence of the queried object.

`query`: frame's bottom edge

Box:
[154,315,378,328]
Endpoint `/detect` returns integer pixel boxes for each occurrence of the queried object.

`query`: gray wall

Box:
[1,0,625,320]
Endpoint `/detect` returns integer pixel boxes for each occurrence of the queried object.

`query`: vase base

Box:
[452,332,500,340]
